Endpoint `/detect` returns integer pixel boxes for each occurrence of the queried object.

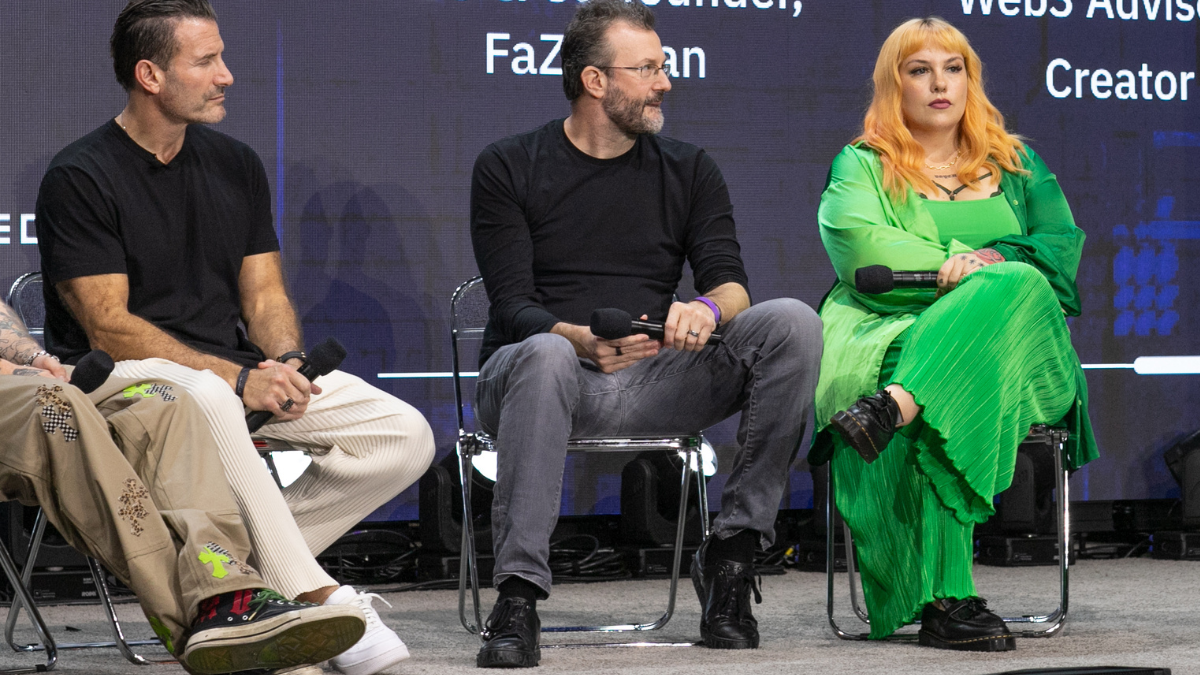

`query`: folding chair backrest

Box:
[6,272,44,338]
[451,277,489,335]
[450,277,489,432]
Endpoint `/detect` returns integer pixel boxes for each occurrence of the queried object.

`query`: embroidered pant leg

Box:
[0,375,263,653]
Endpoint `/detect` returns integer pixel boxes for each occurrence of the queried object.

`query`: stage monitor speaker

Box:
[417,452,493,554]
[984,662,1171,667]
[0,502,88,569]
[618,451,704,547]
[991,433,1057,535]
[1163,429,1200,528]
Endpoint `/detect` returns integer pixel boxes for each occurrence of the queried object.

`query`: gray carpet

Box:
[2,558,1192,674]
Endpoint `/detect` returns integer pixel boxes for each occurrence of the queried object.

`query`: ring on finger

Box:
[687,330,701,338]
[280,398,295,412]
[615,346,623,356]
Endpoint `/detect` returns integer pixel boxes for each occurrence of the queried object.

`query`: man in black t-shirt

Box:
[468,1,822,667]
[35,3,430,674]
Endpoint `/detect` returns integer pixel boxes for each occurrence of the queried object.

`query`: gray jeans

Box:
[475,298,823,595]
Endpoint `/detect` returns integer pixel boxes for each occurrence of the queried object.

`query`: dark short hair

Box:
[561,0,656,101]
[110,0,218,91]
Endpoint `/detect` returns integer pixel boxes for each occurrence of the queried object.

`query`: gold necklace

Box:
[925,150,960,171]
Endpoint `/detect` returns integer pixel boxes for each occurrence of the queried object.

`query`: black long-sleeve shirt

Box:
[470,119,749,366]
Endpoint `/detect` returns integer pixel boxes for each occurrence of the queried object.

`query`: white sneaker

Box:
[325,586,410,675]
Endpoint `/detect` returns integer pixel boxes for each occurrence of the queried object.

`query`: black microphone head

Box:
[590,308,633,340]
[308,338,347,376]
[70,350,115,394]
[855,265,895,294]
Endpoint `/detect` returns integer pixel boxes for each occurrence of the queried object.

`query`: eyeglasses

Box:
[598,64,669,79]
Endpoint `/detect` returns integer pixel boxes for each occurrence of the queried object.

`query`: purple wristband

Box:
[695,297,721,325]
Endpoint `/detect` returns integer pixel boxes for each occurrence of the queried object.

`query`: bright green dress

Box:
[809,144,1098,639]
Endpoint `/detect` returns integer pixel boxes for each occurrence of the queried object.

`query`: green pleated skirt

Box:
[830,262,1082,639]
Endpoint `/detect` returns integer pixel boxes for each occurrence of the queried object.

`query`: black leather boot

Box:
[829,389,903,464]
[690,539,762,649]
[918,598,1015,652]
[476,597,540,668]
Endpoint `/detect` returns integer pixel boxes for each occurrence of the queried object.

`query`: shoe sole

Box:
[917,629,1016,652]
[699,626,759,650]
[476,647,540,668]
[829,411,881,464]
[182,605,367,675]
[334,640,410,675]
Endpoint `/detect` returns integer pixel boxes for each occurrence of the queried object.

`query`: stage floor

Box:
[2,557,1192,674]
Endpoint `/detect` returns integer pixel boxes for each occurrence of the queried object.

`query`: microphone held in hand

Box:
[245,338,347,433]
[70,350,115,394]
[590,308,723,345]
[854,265,939,294]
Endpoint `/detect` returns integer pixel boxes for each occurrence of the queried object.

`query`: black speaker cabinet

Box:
[417,453,493,554]
[0,502,88,569]
[618,452,704,547]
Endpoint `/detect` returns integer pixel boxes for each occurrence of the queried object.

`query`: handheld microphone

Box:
[245,338,347,433]
[69,350,115,394]
[590,308,723,345]
[854,265,939,294]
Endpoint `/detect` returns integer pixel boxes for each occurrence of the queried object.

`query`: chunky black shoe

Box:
[918,597,1016,652]
[476,597,540,668]
[181,589,365,675]
[829,389,903,464]
[690,540,762,649]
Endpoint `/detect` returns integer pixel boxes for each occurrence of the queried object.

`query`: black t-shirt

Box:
[36,120,278,366]
[470,119,749,365]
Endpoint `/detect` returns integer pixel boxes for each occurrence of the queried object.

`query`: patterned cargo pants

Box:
[0,373,266,654]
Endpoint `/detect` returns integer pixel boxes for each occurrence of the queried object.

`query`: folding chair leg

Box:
[458,445,706,639]
[6,510,159,664]
[457,440,485,638]
[1003,427,1069,637]
[0,538,56,673]
[827,427,1071,641]
[88,558,156,665]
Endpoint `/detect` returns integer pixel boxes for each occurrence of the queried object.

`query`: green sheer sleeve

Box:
[991,147,1086,316]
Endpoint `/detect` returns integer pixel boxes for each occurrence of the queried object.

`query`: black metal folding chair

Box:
[826,424,1071,640]
[450,276,711,643]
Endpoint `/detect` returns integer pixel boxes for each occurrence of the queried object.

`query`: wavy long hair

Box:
[855,17,1027,202]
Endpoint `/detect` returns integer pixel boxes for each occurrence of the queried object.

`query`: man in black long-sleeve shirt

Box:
[468,1,822,667]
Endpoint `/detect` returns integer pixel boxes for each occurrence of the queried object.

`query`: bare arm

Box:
[57,273,311,419]
[238,252,303,366]
[0,302,66,379]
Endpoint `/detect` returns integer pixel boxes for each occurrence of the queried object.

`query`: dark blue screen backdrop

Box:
[1,1,1197,521]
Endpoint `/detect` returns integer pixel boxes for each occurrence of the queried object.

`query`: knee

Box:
[510,333,579,384]
[756,298,823,352]
[182,369,242,413]
[978,262,1056,303]
[370,397,436,476]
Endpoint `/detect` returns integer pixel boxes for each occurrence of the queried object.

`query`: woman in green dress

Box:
[811,17,1098,651]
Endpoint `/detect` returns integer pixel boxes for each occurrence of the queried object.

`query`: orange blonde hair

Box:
[855,17,1027,202]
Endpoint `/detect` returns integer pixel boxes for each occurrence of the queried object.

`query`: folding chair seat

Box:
[449,276,711,640]
[825,424,1071,640]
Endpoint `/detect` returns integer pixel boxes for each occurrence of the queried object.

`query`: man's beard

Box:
[161,79,227,125]
[601,84,664,135]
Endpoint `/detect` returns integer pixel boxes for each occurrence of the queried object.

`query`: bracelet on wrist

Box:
[276,350,307,365]
[235,367,251,399]
[695,297,722,325]
[22,351,55,367]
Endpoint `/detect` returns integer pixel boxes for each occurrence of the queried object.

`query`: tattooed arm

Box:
[0,303,67,379]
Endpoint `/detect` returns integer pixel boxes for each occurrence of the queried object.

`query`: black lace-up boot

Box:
[829,389,904,463]
[690,539,763,649]
[918,597,1016,651]
[476,597,540,668]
